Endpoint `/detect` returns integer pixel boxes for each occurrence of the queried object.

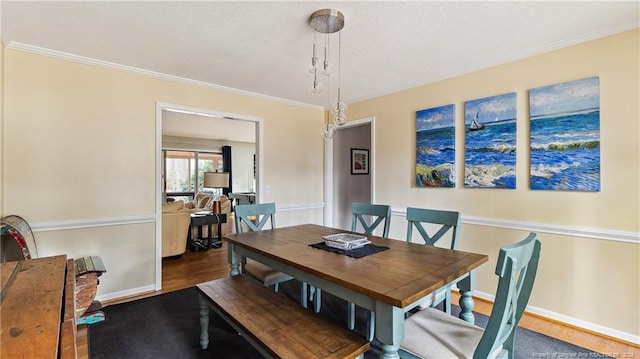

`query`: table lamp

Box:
[204,172,229,213]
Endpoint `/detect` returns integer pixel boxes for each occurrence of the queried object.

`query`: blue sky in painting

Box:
[465,92,516,124]
[529,77,599,117]
[416,104,455,131]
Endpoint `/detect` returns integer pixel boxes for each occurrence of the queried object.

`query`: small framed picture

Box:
[351,148,369,175]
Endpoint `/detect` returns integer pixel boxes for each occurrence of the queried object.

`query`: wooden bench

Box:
[196,276,370,359]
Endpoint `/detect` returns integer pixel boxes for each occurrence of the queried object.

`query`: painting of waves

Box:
[464,92,517,188]
[529,77,600,191]
[416,104,455,187]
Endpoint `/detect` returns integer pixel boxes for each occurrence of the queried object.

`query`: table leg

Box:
[228,243,241,277]
[457,271,477,324]
[374,302,403,359]
[199,295,210,349]
[206,223,212,248]
[212,221,222,248]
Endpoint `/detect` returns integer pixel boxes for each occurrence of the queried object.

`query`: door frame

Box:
[323,116,375,227]
[155,102,264,290]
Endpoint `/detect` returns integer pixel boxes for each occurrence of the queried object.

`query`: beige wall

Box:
[348,29,639,339]
[2,49,325,297]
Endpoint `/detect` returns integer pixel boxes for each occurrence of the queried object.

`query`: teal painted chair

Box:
[351,202,391,238]
[406,207,462,315]
[234,203,293,292]
[347,202,391,341]
[399,232,542,359]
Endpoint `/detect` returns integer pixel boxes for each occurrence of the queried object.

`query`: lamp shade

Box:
[203,172,229,189]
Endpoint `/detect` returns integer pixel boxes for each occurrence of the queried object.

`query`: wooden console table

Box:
[1,255,96,358]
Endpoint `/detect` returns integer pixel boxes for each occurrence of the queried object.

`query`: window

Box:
[164,150,223,201]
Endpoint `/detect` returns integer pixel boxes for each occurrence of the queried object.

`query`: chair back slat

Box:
[474,232,541,359]
[405,207,461,249]
[234,203,276,234]
[350,203,391,238]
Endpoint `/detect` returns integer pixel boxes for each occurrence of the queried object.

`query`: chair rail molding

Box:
[30,207,638,245]
[28,202,324,233]
[29,215,156,232]
[390,208,639,244]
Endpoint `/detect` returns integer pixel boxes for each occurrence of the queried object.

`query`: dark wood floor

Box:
[104,243,639,357]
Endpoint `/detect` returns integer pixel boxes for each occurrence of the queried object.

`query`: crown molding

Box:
[5,41,324,112]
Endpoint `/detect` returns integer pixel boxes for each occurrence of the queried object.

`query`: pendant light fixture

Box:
[308,9,347,139]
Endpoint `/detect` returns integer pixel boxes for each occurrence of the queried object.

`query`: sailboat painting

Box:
[415,104,455,187]
[464,92,517,188]
[529,77,600,191]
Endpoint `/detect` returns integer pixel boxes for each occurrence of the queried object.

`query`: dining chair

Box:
[406,207,462,314]
[234,203,293,292]
[347,202,391,341]
[399,232,542,359]
[351,202,391,237]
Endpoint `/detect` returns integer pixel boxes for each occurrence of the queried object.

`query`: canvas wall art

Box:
[415,104,455,187]
[529,77,600,191]
[464,92,517,188]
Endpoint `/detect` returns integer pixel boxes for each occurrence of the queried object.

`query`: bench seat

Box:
[197,276,370,359]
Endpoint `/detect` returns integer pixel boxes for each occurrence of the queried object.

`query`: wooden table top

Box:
[1,255,67,358]
[224,223,488,308]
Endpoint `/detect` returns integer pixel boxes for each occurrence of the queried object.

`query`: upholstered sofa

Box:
[184,193,232,236]
[162,200,191,258]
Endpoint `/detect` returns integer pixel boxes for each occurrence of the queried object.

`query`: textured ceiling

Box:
[2,1,639,110]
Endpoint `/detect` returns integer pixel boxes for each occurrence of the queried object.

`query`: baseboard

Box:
[471,289,640,346]
[96,284,156,304]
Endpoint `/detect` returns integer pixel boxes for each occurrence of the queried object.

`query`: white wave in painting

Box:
[531,131,599,141]
[464,164,515,187]
[531,163,573,179]
[531,140,599,151]
[471,143,517,154]
[417,147,441,155]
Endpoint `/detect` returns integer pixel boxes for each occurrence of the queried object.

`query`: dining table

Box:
[222,223,488,359]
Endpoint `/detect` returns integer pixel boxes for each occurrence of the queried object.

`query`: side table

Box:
[188,212,227,250]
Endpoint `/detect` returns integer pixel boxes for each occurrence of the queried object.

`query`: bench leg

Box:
[367,311,375,342]
[301,282,309,309]
[199,295,210,349]
[347,302,356,330]
[313,287,322,313]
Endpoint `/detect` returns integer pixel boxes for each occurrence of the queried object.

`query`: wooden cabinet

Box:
[1,255,94,358]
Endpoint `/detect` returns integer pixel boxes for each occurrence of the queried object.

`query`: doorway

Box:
[155,102,264,290]
[324,116,374,230]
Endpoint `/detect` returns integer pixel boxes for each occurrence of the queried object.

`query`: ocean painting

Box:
[529,77,600,191]
[416,104,455,187]
[464,92,517,188]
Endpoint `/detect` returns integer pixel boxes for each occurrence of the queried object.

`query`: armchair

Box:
[162,200,191,257]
